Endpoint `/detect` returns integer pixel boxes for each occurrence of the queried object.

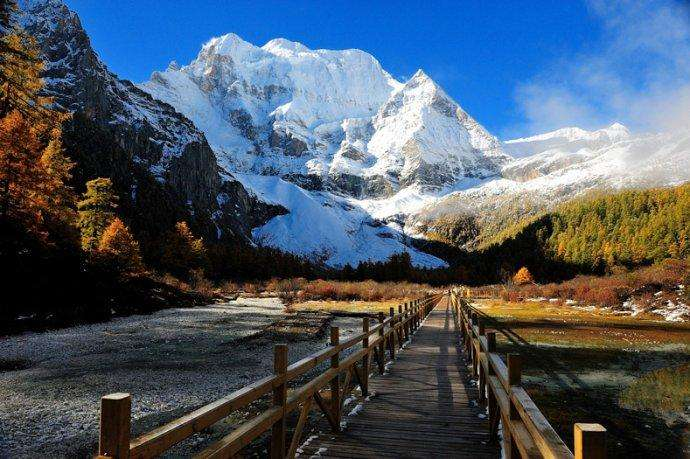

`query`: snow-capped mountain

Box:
[137,33,514,267]
[503,123,631,159]
[140,34,509,198]
[410,124,690,247]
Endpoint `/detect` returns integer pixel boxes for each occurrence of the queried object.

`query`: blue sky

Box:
[64,0,690,138]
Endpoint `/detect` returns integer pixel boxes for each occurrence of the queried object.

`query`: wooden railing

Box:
[97,293,443,458]
[450,290,607,459]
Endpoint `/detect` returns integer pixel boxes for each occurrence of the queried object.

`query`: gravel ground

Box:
[0,297,362,458]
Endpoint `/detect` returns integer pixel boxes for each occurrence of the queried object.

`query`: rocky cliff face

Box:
[19,0,282,245]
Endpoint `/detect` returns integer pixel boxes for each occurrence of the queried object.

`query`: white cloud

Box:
[513,0,690,136]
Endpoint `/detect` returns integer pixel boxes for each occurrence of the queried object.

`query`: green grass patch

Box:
[620,363,690,413]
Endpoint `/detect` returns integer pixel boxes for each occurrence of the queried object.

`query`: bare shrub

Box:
[155,273,190,292]
[492,259,690,308]
[219,280,239,294]
[299,279,430,302]
[189,269,215,297]
[242,282,262,295]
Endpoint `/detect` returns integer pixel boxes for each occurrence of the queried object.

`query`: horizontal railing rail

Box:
[450,290,606,459]
[98,293,444,458]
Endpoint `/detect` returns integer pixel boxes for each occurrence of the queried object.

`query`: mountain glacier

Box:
[140,34,509,198]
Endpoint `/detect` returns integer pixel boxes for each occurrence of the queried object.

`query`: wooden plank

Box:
[193,407,282,458]
[330,326,341,433]
[286,398,313,459]
[270,344,287,459]
[302,296,499,458]
[512,386,574,458]
[510,418,542,459]
[129,376,275,458]
[313,391,338,432]
[361,318,370,395]
[286,346,336,380]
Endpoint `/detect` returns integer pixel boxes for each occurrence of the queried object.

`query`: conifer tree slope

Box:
[480,184,690,277]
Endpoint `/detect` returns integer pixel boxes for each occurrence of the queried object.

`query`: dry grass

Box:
[298,279,429,301]
[230,278,433,302]
[486,258,689,308]
[620,363,690,413]
[289,299,408,315]
[478,296,690,458]
[474,299,690,349]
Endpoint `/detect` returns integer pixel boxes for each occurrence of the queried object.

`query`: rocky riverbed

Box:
[0,297,362,457]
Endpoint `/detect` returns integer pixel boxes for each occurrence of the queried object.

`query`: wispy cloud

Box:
[512,0,690,136]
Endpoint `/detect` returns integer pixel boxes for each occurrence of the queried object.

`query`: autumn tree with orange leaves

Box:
[0,5,75,256]
[512,266,534,285]
[98,217,143,273]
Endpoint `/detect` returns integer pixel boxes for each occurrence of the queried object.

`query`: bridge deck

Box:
[297,296,499,458]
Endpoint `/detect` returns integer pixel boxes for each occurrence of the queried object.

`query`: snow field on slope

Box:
[233,173,447,268]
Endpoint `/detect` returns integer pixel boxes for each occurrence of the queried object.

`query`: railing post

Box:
[410,303,415,332]
[362,318,370,396]
[507,353,522,387]
[486,332,496,369]
[389,307,396,359]
[377,312,385,374]
[477,318,486,404]
[99,393,131,458]
[486,331,499,442]
[329,327,341,432]
[574,423,606,459]
[404,303,410,342]
[271,344,288,458]
[506,353,522,458]
[397,304,404,349]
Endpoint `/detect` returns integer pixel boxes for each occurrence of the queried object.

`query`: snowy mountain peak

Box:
[261,37,311,56]
[602,122,630,139]
[138,33,508,265]
[506,123,630,145]
[409,68,431,82]
[504,123,632,159]
[201,32,257,57]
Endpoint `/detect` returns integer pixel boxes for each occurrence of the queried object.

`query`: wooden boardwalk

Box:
[296,296,499,458]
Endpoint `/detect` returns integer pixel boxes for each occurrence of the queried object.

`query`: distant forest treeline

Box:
[475,183,690,282]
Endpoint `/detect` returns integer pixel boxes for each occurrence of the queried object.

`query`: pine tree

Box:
[160,221,208,278]
[0,0,55,121]
[0,3,73,257]
[77,178,117,251]
[39,127,77,246]
[0,110,45,240]
[513,266,534,285]
[98,217,143,273]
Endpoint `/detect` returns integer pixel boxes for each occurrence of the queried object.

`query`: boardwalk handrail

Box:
[97,293,443,458]
[450,290,607,459]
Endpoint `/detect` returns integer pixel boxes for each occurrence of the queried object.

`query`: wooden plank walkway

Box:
[296,296,499,458]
